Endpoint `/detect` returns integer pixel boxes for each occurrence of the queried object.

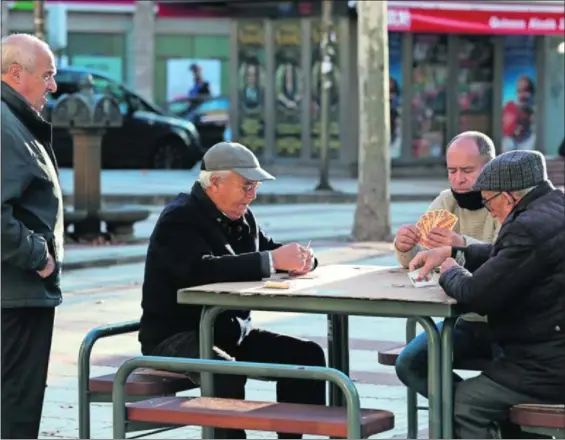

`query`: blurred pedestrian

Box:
[1,33,63,439]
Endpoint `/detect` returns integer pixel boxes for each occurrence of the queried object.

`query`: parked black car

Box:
[165,96,230,149]
[45,67,203,169]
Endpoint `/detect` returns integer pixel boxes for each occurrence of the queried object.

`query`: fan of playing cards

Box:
[416,209,458,249]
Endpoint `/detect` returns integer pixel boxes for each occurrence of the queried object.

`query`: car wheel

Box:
[151,141,187,169]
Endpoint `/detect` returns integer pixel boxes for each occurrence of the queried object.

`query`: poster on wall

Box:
[389,32,403,159]
[274,21,303,158]
[311,21,340,159]
[71,55,123,82]
[237,21,266,155]
[166,58,221,102]
[501,36,536,152]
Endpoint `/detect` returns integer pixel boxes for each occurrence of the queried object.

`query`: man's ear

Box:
[7,63,24,83]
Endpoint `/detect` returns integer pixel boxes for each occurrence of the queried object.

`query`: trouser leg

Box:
[2,307,55,439]
[454,374,548,439]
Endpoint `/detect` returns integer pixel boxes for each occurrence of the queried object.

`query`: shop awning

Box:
[351,1,564,35]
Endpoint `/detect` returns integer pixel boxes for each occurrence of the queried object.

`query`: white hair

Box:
[509,186,536,199]
[1,33,52,74]
[198,170,231,189]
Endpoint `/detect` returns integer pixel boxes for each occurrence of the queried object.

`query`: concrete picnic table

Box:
[177,264,461,439]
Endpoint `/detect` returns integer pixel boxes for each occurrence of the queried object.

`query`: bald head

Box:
[1,33,57,111]
[1,33,52,74]
[446,131,496,193]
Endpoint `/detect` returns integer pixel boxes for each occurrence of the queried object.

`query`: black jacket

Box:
[1,82,64,308]
[139,183,284,351]
[440,182,565,401]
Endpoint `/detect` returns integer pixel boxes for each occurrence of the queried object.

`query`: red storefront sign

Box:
[387,7,564,35]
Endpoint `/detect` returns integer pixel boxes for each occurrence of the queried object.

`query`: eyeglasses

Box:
[241,182,261,194]
[481,192,502,211]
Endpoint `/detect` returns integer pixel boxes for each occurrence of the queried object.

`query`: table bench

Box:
[126,396,394,438]
[510,404,565,439]
[78,320,197,439]
[113,356,396,439]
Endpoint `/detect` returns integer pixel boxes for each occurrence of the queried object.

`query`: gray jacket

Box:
[1,82,65,308]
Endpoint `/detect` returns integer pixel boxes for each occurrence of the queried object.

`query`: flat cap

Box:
[472,150,547,192]
[201,142,275,182]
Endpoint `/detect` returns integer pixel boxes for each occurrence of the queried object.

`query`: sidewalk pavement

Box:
[59,168,448,206]
[62,201,431,271]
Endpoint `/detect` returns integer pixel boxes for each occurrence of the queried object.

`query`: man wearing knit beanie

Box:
[409,150,565,438]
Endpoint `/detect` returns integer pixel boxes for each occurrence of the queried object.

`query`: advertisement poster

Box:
[71,55,123,82]
[311,21,340,159]
[166,58,221,102]
[389,32,403,159]
[274,21,303,158]
[411,34,448,158]
[237,21,266,155]
[501,36,536,152]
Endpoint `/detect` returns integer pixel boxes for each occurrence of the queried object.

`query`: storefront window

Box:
[411,34,448,158]
[458,36,494,138]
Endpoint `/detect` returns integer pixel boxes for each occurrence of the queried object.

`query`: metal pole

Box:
[316,0,334,191]
[33,0,46,41]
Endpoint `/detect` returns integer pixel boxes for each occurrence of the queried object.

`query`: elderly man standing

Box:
[410,150,565,439]
[393,131,500,398]
[1,34,63,438]
[140,141,326,439]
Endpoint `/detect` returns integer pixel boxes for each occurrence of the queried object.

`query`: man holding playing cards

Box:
[409,150,564,438]
[393,131,500,400]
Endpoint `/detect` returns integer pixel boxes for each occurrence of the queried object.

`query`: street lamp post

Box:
[316,0,334,191]
[33,0,46,41]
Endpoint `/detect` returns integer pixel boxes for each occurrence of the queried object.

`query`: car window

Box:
[168,100,192,115]
[196,97,229,115]
[91,74,129,113]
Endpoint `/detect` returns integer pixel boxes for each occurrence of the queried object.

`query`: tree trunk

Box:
[1,0,9,37]
[33,0,46,41]
[352,1,391,242]
[133,1,155,102]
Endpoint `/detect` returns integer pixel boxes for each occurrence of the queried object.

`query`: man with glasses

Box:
[410,150,565,438]
[393,131,500,400]
[139,141,325,439]
[1,34,63,438]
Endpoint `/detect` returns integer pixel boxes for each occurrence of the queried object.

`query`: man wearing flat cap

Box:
[409,150,565,438]
[139,142,325,439]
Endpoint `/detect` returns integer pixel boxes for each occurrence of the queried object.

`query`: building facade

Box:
[4,0,564,171]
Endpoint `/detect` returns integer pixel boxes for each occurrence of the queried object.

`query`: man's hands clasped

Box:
[271,243,313,275]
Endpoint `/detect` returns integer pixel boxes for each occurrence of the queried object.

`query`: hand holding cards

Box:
[416,209,458,249]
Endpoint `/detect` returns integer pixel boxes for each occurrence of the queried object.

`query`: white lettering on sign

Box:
[388,9,411,28]
[559,17,564,31]
[489,16,527,30]
[528,18,557,30]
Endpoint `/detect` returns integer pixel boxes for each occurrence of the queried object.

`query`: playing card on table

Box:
[407,269,440,288]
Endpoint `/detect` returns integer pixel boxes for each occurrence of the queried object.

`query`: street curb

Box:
[63,253,146,271]
[62,235,395,272]
[63,192,436,206]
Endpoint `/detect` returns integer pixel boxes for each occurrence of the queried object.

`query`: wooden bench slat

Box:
[126,396,395,437]
[510,404,565,430]
[89,370,197,396]
[378,345,491,371]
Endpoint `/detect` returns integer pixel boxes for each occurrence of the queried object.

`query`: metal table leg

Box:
[405,318,418,439]
[415,316,442,439]
[199,306,225,439]
[327,314,349,407]
[441,317,456,439]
